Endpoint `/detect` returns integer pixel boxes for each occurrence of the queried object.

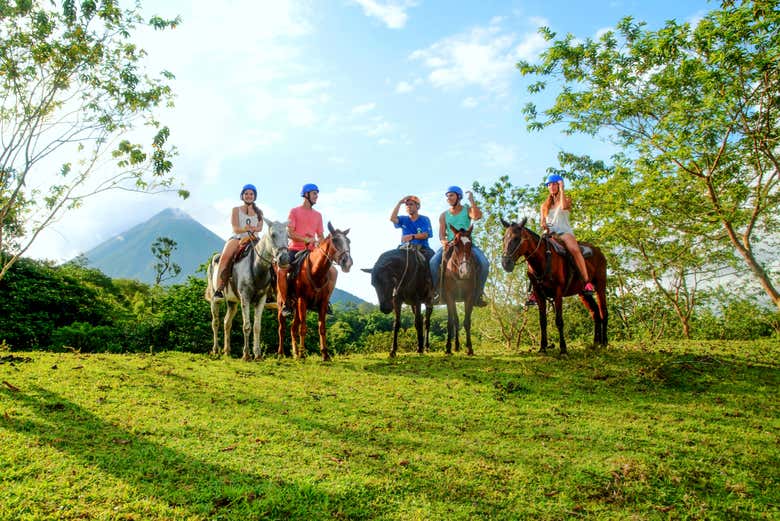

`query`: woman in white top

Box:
[213,183,264,298]
[540,175,595,295]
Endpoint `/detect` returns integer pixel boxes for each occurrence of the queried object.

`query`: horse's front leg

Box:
[464,300,474,356]
[210,300,221,356]
[423,304,432,352]
[318,306,330,362]
[412,303,424,354]
[292,300,307,359]
[554,294,566,354]
[390,302,401,358]
[537,292,548,353]
[238,295,254,361]
[253,295,268,360]
[223,301,239,357]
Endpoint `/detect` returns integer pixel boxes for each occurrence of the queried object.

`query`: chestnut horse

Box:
[276,222,352,361]
[500,217,607,353]
[442,225,478,355]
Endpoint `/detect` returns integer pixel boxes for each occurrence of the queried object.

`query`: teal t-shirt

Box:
[444,204,471,241]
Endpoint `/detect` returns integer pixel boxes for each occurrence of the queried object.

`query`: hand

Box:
[399,197,407,205]
[440,239,448,247]
[465,190,474,202]
[402,234,412,242]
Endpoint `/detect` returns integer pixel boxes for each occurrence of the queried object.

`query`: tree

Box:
[151,236,180,286]
[518,0,780,309]
[0,0,187,281]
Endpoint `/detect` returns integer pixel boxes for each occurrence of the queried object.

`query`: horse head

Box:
[500,217,529,272]
[262,218,290,268]
[326,221,353,273]
[446,224,474,279]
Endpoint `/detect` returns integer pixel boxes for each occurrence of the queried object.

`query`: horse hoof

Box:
[389,351,397,358]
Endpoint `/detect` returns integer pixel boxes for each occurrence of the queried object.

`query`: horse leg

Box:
[412,303,424,354]
[210,300,221,356]
[579,294,600,348]
[318,307,330,362]
[294,301,308,359]
[276,308,287,357]
[537,294,548,353]
[223,301,239,357]
[464,300,474,356]
[554,294,566,354]
[424,304,432,352]
[239,295,253,361]
[253,295,267,360]
[597,288,608,346]
[390,302,401,358]
[445,298,455,355]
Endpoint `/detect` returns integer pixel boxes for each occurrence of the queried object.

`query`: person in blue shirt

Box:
[390,195,435,262]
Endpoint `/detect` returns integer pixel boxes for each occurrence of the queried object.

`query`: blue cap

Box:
[545,174,564,186]
[446,186,463,198]
[241,184,257,198]
[301,183,319,196]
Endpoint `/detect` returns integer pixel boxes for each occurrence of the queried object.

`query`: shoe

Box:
[281,306,293,317]
[583,282,595,295]
[475,296,488,307]
[431,292,440,305]
[525,293,537,307]
[327,303,334,316]
[213,289,224,298]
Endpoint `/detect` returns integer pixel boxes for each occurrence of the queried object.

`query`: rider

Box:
[540,174,595,295]
[390,195,435,262]
[276,183,330,317]
[213,184,264,299]
[429,186,490,307]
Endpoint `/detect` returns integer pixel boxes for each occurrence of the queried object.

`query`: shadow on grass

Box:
[0,385,387,520]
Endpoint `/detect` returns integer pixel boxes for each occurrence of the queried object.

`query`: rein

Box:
[304,235,348,292]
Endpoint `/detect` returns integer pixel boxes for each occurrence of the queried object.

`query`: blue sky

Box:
[29,0,712,303]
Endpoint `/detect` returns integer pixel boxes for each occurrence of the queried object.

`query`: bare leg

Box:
[561,234,589,282]
[215,239,240,292]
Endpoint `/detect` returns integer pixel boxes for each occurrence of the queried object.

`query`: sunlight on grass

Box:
[1,340,778,520]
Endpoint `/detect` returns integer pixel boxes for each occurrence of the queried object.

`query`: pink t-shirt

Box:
[288,205,323,251]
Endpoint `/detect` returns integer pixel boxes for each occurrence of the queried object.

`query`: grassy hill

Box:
[1,340,777,520]
[78,208,365,304]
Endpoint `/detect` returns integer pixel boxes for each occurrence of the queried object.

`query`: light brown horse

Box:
[442,225,477,355]
[501,217,607,353]
[276,222,352,361]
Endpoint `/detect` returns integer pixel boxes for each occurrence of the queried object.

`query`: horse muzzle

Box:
[501,256,515,272]
[339,254,353,273]
[276,249,290,269]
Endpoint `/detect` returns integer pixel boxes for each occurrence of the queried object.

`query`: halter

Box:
[504,225,544,263]
[304,234,351,292]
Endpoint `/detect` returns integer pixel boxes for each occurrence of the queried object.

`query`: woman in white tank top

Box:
[540,175,595,294]
[213,184,264,298]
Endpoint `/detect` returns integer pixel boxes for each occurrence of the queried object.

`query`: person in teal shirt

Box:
[429,185,489,306]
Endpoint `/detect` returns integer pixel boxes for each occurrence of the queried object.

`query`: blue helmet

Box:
[445,185,463,198]
[301,183,319,196]
[546,174,564,186]
[241,184,257,198]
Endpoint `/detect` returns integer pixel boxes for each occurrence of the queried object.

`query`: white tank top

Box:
[547,206,574,235]
[232,209,259,239]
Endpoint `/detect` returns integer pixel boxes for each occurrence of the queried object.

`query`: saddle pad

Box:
[549,237,593,258]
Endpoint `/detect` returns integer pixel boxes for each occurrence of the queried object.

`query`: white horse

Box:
[205,218,289,360]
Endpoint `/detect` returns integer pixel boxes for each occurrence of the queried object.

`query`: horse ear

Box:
[519,216,528,229]
[328,221,335,234]
[500,217,512,228]
[449,224,457,234]
[343,228,350,235]
[467,224,473,235]
[263,217,271,228]
[360,268,372,273]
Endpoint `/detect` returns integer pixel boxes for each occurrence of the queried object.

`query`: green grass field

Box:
[1,340,778,520]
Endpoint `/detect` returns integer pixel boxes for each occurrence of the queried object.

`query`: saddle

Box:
[398,243,427,265]
[547,235,593,258]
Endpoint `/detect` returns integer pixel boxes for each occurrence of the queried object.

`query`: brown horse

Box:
[276,222,352,361]
[442,225,477,355]
[500,217,607,353]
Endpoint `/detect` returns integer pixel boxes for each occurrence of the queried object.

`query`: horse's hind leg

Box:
[239,296,253,361]
[423,304,432,352]
[580,294,600,348]
[252,296,267,360]
[412,303,424,354]
[554,295,566,354]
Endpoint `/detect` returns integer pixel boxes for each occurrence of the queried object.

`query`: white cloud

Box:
[350,0,417,29]
[352,102,377,114]
[395,81,414,93]
[482,142,517,169]
[410,17,550,94]
[461,97,478,108]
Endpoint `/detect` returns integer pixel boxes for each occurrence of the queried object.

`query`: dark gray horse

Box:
[206,218,289,360]
[362,245,433,357]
